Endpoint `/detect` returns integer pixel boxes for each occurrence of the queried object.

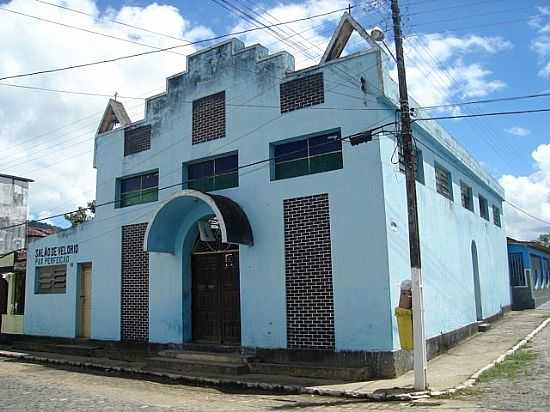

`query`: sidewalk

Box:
[1,308,549,401]
[309,307,550,398]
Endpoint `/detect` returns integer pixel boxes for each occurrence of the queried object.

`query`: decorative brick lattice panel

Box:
[192,91,226,144]
[121,223,149,342]
[124,125,151,156]
[284,193,335,350]
[280,73,324,114]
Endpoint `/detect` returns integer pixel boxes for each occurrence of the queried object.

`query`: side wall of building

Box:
[380,132,510,350]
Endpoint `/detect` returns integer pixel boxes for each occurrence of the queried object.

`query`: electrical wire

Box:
[416,92,550,110]
[412,108,550,122]
[0,5,355,81]
[0,7,188,57]
[0,127,388,231]
[33,0,193,44]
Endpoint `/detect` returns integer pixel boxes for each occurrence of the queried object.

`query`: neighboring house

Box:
[0,173,33,334]
[23,14,509,378]
[0,223,57,335]
[507,237,550,309]
[0,173,32,254]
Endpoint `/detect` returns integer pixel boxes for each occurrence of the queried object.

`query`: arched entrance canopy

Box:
[144,190,253,254]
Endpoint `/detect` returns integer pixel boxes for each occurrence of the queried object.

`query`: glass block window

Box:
[273,131,342,180]
[435,162,453,200]
[280,73,324,113]
[187,154,238,192]
[192,91,225,144]
[36,265,67,294]
[118,171,159,208]
[492,205,501,227]
[479,195,489,220]
[461,181,474,211]
[124,125,151,156]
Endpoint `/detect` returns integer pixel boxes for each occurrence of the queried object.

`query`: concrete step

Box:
[12,341,102,358]
[145,356,250,375]
[249,362,369,381]
[477,322,491,332]
[158,349,253,364]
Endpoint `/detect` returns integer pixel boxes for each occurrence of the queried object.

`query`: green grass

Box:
[477,349,537,383]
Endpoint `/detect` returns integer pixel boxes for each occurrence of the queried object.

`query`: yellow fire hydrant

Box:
[395,280,413,351]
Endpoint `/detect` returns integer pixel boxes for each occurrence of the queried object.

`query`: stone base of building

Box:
[0,314,24,334]
[1,306,510,381]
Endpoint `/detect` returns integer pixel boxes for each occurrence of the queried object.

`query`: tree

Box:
[538,233,550,244]
[64,201,96,227]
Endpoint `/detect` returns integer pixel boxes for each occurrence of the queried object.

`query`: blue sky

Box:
[0,0,549,238]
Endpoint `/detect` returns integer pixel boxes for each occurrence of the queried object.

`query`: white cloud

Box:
[395,34,510,108]
[0,0,212,221]
[505,127,531,137]
[530,7,550,78]
[500,144,550,240]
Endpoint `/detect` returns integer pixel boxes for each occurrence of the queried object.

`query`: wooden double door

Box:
[191,251,241,345]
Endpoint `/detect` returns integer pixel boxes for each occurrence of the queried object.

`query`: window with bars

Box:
[508,253,525,287]
[35,265,67,294]
[272,130,342,180]
[531,254,543,288]
[118,171,159,208]
[124,125,151,156]
[492,205,501,227]
[435,162,453,200]
[479,195,489,220]
[461,181,473,211]
[186,153,238,192]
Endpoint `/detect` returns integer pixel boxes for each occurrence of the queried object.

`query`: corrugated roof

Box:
[0,173,33,183]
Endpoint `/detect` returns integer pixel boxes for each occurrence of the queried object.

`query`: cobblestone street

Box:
[1,323,549,411]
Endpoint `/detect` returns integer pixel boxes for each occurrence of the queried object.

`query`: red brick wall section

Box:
[283,193,335,350]
[121,223,149,342]
[192,91,226,144]
[280,73,324,114]
[124,125,151,156]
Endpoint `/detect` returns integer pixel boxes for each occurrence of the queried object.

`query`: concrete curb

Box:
[430,315,550,398]
[0,349,428,401]
[1,317,549,402]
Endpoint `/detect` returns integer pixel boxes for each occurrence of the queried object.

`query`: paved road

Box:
[1,322,549,411]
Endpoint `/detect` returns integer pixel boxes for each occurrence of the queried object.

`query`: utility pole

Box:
[390,0,428,390]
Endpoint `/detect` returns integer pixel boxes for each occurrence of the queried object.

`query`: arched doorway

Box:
[191,218,241,345]
[471,241,483,321]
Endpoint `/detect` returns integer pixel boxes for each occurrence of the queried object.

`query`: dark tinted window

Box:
[479,195,489,220]
[273,131,342,180]
[187,154,238,192]
[118,171,159,208]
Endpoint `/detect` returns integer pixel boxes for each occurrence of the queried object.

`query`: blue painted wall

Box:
[24,39,510,353]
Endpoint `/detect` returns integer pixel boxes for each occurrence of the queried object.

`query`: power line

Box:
[406,6,533,29]
[505,201,550,226]
[33,0,193,44]
[416,92,550,110]
[0,129,384,231]
[0,7,188,57]
[0,82,143,100]
[0,6,354,81]
[4,78,550,112]
[412,108,550,122]
[405,17,533,37]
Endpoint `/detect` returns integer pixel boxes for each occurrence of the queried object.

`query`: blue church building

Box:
[23,14,510,378]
